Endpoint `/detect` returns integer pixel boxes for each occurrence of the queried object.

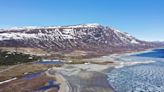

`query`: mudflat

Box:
[48,64,115,92]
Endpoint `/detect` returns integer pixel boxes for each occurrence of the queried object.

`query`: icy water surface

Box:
[107,48,164,92]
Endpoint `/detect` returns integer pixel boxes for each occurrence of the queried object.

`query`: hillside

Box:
[0,24,160,54]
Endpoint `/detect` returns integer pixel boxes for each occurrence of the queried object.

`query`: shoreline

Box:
[49,64,116,92]
[52,49,157,92]
[0,48,162,92]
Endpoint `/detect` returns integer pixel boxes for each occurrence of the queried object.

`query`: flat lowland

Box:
[48,63,116,92]
[0,63,60,92]
[0,47,49,56]
[0,48,120,92]
[0,73,58,92]
[0,63,55,81]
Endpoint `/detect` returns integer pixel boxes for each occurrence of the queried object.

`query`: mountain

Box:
[150,41,164,48]
[0,24,160,53]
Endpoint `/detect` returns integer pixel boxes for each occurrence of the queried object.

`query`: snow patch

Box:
[0,77,17,84]
[131,39,139,44]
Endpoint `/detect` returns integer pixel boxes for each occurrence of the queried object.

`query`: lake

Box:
[107,48,164,92]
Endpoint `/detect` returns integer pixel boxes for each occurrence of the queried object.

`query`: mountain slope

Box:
[0,24,158,53]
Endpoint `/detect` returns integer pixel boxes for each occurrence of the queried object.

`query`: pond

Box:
[36,80,60,91]
[23,71,43,80]
[36,60,64,65]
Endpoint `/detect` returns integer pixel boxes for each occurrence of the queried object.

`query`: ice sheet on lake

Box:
[108,62,164,92]
[107,49,164,92]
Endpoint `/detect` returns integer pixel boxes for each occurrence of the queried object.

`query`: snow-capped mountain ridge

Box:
[0,24,158,52]
[0,23,102,31]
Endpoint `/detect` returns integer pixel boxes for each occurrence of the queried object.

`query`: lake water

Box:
[107,48,164,92]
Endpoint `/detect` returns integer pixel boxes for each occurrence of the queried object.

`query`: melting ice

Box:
[107,49,164,92]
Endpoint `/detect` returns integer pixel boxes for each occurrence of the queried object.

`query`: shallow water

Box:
[23,72,43,80]
[107,48,164,92]
[36,80,60,91]
[23,72,60,91]
[36,60,64,65]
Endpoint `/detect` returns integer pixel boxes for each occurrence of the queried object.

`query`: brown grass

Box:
[0,63,51,81]
[0,47,49,56]
[0,74,58,92]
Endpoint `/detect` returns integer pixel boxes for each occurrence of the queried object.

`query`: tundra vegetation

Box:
[0,50,40,65]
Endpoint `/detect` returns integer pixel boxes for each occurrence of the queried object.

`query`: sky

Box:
[0,0,163,41]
